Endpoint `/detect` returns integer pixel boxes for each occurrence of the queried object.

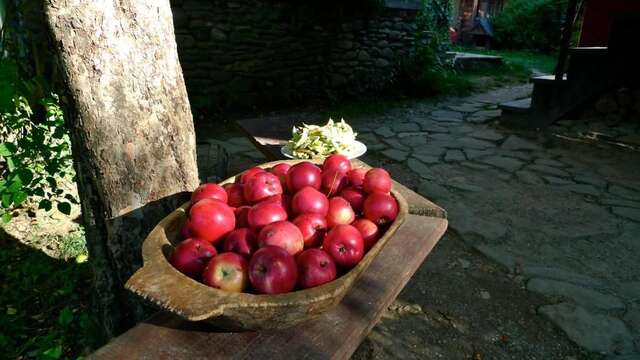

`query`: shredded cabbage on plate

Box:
[288,118,358,159]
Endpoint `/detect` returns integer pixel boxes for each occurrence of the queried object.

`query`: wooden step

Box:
[569,47,608,55]
[499,98,531,113]
[530,74,567,84]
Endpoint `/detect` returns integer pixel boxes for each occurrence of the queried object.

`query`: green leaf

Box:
[47,177,58,189]
[64,194,79,204]
[0,142,15,156]
[5,157,15,172]
[41,344,63,359]
[58,307,74,327]
[1,194,12,208]
[1,212,11,223]
[12,191,28,206]
[14,168,34,185]
[57,202,71,215]
[39,199,52,211]
[7,179,22,193]
[33,188,45,197]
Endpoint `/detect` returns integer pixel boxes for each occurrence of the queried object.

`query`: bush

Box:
[492,0,568,52]
[0,60,76,222]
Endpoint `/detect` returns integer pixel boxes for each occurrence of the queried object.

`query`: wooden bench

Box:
[90,118,447,360]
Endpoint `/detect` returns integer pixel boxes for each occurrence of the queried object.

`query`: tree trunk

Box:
[44,0,200,339]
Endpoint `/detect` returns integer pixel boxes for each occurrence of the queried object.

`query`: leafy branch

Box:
[0,93,76,222]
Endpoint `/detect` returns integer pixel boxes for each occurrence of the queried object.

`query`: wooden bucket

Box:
[125,160,409,330]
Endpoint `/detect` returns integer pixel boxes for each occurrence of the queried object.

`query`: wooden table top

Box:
[89,117,447,360]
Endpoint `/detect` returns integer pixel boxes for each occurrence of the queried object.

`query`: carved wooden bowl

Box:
[125,160,408,330]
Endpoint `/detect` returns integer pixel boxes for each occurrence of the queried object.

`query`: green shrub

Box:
[492,0,568,52]
[0,61,76,222]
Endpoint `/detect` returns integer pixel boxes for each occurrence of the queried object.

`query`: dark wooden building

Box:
[452,0,507,46]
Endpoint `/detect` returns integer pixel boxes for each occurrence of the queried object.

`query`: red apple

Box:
[281,193,292,215]
[326,196,356,228]
[297,249,337,289]
[258,221,304,256]
[202,252,249,292]
[170,238,217,279]
[363,192,398,226]
[243,171,283,204]
[347,168,368,188]
[191,183,228,204]
[286,162,322,193]
[323,224,364,268]
[270,163,291,188]
[223,228,257,258]
[223,183,245,207]
[247,201,288,229]
[321,169,348,196]
[235,206,251,228]
[363,168,392,194]
[291,186,329,216]
[189,199,236,244]
[263,193,292,216]
[249,246,298,294]
[239,167,266,184]
[323,154,352,174]
[293,213,327,248]
[339,186,366,213]
[352,218,380,250]
[181,218,193,239]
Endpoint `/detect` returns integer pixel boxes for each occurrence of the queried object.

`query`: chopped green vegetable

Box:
[288,119,358,159]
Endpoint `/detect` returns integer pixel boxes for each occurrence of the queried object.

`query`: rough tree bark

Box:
[44,0,200,339]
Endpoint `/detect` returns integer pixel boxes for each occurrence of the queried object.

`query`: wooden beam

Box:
[555,0,579,81]
[90,215,448,360]
[470,0,479,24]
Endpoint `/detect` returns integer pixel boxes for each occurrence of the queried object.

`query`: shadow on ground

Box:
[0,227,100,359]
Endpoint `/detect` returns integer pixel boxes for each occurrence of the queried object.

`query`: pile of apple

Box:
[170,155,399,295]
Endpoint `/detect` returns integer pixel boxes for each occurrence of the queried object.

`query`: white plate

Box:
[281,140,367,160]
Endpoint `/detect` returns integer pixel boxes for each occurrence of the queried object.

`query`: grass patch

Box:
[0,229,97,359]
[451,47,557,75]
[421,47,560,96]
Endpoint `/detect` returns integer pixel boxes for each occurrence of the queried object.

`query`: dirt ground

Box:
[352,230,597,360]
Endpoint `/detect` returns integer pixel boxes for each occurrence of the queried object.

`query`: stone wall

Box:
[170,0,426,113]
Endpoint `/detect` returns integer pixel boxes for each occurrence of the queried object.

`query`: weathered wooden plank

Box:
[90,215,447,360]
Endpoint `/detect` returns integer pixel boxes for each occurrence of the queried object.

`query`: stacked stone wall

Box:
[170,0,425,112]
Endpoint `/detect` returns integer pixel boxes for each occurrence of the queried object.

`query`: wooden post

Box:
[470,0,479,25]
[555,0,579,81]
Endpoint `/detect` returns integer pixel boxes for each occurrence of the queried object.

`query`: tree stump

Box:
[45,0,199,339]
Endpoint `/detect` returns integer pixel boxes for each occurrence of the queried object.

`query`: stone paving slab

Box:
[539,303,635,355]
[477,155,524,172]
[527,278,625,311]
[501,135,543,151]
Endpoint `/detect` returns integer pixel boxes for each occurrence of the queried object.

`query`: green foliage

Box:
[492,0,568,52]
[452,46,557,75]
[392,35,473,97]
[0,62,76,222]
[0,241,98,359]
[419,0,453,34]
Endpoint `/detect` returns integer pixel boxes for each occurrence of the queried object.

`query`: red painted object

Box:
[580,0,640,47]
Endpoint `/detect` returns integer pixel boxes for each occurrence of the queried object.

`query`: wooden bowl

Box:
[125,160,409,330]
